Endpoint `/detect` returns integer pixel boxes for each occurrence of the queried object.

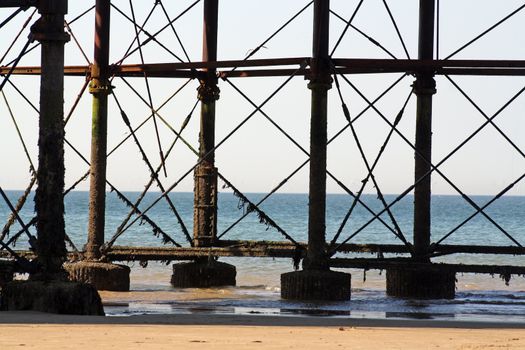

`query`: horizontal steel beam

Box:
[329,258,525,276]
[0,65,91,76]
[332,58,525,70]
[3,240,525,278]
[0,0,36,8]
[107,246,297,261]
[116,57,308,71]
[2,242,525,262]
[217,241,525,256]
[3,247,525,277]
[5,58,525,79]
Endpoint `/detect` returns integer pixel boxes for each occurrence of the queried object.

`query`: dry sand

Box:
[0,312,524,349]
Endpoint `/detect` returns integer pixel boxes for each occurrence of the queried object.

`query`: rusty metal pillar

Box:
[281,0,350,301]
[386,0,455,299]
[31,0,70,279]
[65,0,130,291]
[1,0,104,315]
[171,0,236,288]
[193,0,219,248]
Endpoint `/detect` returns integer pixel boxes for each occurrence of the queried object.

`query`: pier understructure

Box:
[1,0,525,312]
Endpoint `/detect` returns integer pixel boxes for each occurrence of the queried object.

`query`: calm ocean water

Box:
[1,190,525,321]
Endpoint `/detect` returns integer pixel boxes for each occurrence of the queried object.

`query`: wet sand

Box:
[0,311,524,349]
[3,267,525,349]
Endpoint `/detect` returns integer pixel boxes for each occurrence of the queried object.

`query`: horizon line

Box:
[2,188,524,197]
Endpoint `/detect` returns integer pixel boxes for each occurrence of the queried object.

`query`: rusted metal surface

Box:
[86,0,111,261]
[412,0,436,261]
[0,65,89,76]
[193,165,218,247]
[193,0,220,248]
[7,59,525,78]
[32,0,70,277]
[103,246,296,261]
[332,58,525,69]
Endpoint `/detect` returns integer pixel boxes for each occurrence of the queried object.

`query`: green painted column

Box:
[86,0,112,260]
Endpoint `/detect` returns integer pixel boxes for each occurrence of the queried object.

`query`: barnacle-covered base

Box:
[0,280,104,315]
[65,261,130,291]
[386,267,456,299]
[281,270,351,301]
[171,259,236,288]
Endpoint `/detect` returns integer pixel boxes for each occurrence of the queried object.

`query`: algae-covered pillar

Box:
[65,0,130,291]
[281,0,351,301]
[1,0,103,315]
[171,0,236,288]
[386,0,455,299]
[31,0,70,280]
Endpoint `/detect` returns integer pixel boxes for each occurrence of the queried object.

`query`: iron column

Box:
[31,0,70,277]
[281,0,350,299]
[386,2,456,298]
[193,0,220,247]
[171,0,235,288]
[86,0,111,260]
[304,0,331,270]
[66,1,130,292]
[413,0,436,261]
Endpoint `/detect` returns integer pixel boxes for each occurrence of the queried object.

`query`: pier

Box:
[1,0,525,314]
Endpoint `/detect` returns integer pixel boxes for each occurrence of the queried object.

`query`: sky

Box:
[1,0,525,197]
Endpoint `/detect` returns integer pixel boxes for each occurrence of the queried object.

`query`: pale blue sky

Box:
[1,0,525,196]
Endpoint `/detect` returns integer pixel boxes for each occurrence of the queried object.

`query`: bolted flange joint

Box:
[307,57,333,90]
[307,71,333,91]
[197,81,220,102]
[29,16,70,43]
[307,78,333,91]
[89,78,113,95]
[412,75,436,96]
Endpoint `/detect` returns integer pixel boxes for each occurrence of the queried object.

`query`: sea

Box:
[1,190,525,323]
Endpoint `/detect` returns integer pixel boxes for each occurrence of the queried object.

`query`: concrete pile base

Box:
[386,267,456,299]
[171,260,236,288]
[65,261,130,291]
[0,280,104,315]
[281,270,351,301]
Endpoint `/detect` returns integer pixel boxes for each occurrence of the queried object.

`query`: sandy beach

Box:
[1,311,524,350]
